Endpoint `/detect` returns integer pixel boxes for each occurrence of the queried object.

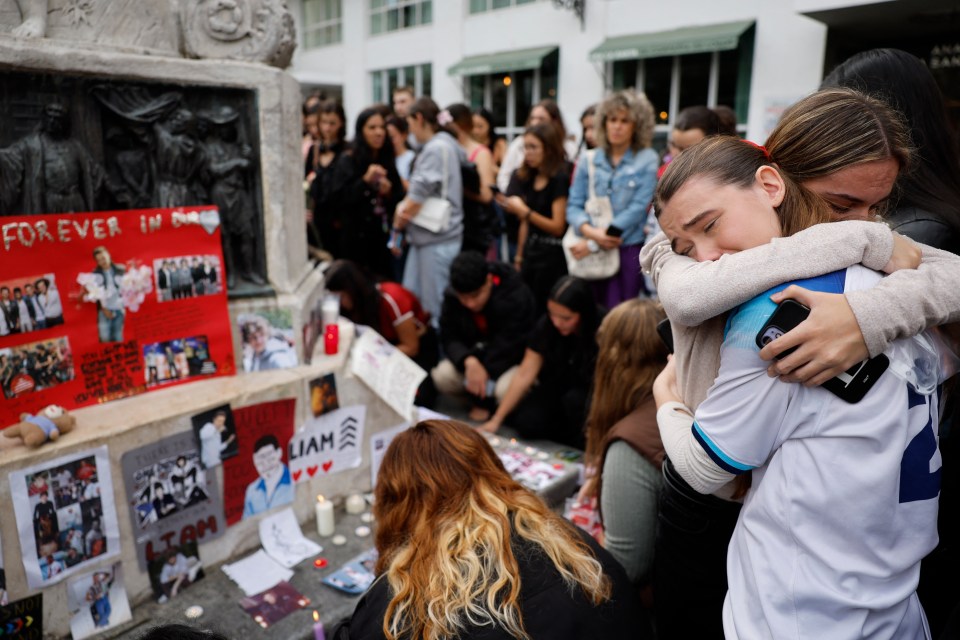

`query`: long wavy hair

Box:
[374,420,612,640]
[582,299,668,496]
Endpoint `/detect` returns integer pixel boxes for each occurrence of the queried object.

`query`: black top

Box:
[884,205,960,256]
[439,262,536,380]
[528,308,603,394]
[506,168,571,248]
[334,525,640,640]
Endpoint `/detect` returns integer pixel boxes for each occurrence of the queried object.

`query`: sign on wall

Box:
[0,207,234,426]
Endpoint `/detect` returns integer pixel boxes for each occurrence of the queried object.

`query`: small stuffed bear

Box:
[3,405,76,447]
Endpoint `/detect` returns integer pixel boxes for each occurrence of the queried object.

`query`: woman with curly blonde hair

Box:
[566,91,658,307]
[335,420,638,640]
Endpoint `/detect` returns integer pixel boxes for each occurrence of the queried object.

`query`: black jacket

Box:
[885,205,960,255]
[333,525,641,640]
[439,262,536,380]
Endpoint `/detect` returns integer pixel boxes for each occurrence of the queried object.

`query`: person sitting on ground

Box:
[333,420,641,639]
[324,260,439,408]
[432,251,536,422]
[578,298,669,626]
[479,276,603,448]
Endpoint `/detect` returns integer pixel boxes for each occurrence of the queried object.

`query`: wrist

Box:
[586,239,600,253]
[524,208,533,221]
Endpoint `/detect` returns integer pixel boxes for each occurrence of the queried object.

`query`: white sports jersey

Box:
[694,266,940,640]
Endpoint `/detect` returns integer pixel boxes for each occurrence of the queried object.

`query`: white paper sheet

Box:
[221,550,293,597]
[415,406,450,423]
[288,406,365,482]
[370,422,410,486]
[350,328,426,420]
[258,508,322,569]
[67,563,132,640]
[10,446,121,589]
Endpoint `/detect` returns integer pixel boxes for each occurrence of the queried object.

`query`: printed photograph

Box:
[191,405,239,469]
[67,563,132,640]
[154,255,223,303]
[24,456,108,582]
[0,336,74,399]
[239,581,310,629]
[130,450,211,529]
[238,310,298,373]
[0,273,65,336]
[142,335,217,386]
[309,373,339,417]
[146,541,204,603]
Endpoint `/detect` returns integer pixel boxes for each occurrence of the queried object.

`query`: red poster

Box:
[222,399,296,526]
[0,207,234,426]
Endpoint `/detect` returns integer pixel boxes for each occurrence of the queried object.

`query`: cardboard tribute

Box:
[9,446,120,589]
[0,207,234,426]
[288,405,365,483]
[222,399,296,525]
[121,432,227,570]
[0,593,42,639]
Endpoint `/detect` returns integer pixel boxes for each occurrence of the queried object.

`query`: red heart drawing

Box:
[292,470,303,482]
[307,465,319,478]
[322,460,333,473]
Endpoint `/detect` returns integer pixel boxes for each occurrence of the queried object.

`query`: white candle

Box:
[315,495,335,536]
[345,493,366,515]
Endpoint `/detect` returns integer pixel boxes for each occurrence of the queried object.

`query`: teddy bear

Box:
[3,405,76,447]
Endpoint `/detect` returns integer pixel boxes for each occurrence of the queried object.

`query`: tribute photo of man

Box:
[90,247,125,343]
[198,409,237,469]
[242,435,293,518]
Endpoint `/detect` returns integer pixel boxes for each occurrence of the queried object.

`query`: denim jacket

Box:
[566,147,658,246]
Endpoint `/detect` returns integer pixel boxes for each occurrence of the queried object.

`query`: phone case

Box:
[756,299,888,404]
[656,318,674,354]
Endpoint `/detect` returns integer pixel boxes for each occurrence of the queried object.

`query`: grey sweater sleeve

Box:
[639,221,894,327]
[600,441,663,584]
[847,243,960,357]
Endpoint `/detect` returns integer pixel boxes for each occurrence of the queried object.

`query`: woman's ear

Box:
[755,165,785,207]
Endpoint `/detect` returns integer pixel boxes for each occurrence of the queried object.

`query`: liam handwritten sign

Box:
[288,406,365,482]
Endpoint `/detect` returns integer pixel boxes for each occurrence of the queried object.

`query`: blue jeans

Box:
[97,308,125,343]
[402,239,460,328]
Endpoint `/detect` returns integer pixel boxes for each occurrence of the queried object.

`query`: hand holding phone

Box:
[756,299,889,403]
[656,318,674,354]
[606,225,624,238]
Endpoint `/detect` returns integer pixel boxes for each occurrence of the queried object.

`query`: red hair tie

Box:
[743,139,770,160]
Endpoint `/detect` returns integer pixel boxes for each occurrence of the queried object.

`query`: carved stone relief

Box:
[180,0,296,69]
[0,71,270,295]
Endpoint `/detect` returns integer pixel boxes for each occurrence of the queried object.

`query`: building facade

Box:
[289,0,960,147]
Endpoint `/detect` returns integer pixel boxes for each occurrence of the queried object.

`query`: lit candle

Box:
[489,436,502,447]
[524,446,536,455]
[313,610,326,640]
[315,495,335,536]
[345,493,366,515]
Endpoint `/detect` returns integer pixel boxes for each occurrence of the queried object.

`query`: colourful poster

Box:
[0,207,234,426]
[120,432,227,570]
[222,399,296,525]
[288,405,365,482]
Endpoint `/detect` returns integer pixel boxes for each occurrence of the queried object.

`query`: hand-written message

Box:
[76,342,143,404]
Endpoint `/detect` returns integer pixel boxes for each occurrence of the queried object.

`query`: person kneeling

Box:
[432,251,536,421]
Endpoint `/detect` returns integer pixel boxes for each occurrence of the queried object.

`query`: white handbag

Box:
[562,150,620,280]
[411,142,452,233]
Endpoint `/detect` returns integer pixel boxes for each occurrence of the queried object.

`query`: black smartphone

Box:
[657,318,674,353]
[606,225,624,237]
[756,299,889,403]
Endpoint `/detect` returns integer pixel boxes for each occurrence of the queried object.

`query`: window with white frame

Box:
[303,0,342,48]
[370,0,432,35]
[371,64,432,104]
[468,0,536,14]
[465,51,559,140]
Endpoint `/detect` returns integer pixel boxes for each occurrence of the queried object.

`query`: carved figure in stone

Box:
[11,0,47,38]
[203,105,265,287]
[153,107,208,207]
[105,126,153,209]
[180,0,296,69]
[0,101,106,215]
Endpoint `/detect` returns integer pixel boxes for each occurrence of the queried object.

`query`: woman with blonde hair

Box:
[566,90,658,307]
[335,420,639,640]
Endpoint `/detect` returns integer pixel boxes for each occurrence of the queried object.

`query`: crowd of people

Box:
[0,277,64,335]
[300,46,960,639]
